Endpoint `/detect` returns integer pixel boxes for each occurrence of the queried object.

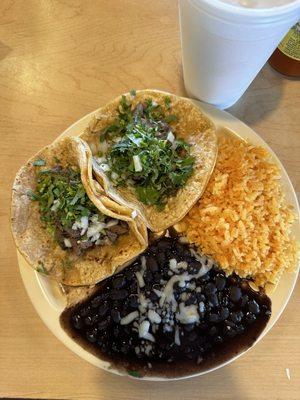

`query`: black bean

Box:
[113,327,120,337]
[223,325,235,337]
[236,325,245,335]
[225,319,236,328]
[80,306,91,317]
[209,313,219,323]
[156,253,166,265]
[215,275,226,291]
[157,238,172,250]
[188,331,198,342]
[245,312,256,324]
[209,326,218,336]
[208,293,219,307]
[86,328,98,343]
[144,270,153,284]
[124,268,134,281]
[214,335,224,344]
[248,300,260,315]
[84,316,93,326]
[241,294,249,307]
[110,289,128,300]
[184,323,195,332]
[72,314,82,330]
[98,319,109,331]
[205,283,217,295]
[91,296,103,308]
[111,309,121,323]
[147,256,159,273]
[112,275,126,289]
[98,301,109,317]
[128,294,139,308]
[220,295,229,306]
[200,273,210,283]
[187,260,201,274]
[229,286,242,302]
[230,311,243,323]
[120,344,129,354]
[154,272,163,283]
[227,327,237,338]
[186,295,197,306]
[219,307,230,321]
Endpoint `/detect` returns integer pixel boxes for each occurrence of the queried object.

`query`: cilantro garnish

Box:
[130,89,136,97]
[31,166,99,231]
[128,370,141,378]
[27,190,39,201]
[164,96,171,110]
[101,96,195,208]
[36,263,49,275]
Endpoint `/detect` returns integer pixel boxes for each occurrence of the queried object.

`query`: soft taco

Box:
[11,136,147,286]
[80,90,218,232]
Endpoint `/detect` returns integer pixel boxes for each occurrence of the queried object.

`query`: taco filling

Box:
[95,96,195,208]
[30,164,128,255]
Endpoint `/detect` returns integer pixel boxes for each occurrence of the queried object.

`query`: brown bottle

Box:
[269,22,300,77]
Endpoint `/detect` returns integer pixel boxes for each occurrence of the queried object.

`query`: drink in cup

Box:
[179,0,300,109]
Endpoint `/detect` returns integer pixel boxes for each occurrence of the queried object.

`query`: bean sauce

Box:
[60,237,271,378]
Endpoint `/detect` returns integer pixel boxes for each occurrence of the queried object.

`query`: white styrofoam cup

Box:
[179,0,300,109]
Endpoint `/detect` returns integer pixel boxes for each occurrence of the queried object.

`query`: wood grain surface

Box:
[0,1,299,399]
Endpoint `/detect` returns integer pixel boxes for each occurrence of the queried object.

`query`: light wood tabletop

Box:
[0,1,299,399]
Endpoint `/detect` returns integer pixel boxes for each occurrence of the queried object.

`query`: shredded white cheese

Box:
[120,311,139,325]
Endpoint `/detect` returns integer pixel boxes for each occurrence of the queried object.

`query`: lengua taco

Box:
[11,136,147,286]
[80,90,218,232]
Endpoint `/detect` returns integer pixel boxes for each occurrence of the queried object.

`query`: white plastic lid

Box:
[188,0,300,24]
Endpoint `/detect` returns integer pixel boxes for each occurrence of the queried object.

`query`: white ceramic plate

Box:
[17,100,300,381]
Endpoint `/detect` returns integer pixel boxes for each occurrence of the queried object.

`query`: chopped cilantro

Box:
[36,263,49,275]
[127,370,141,378]
[62,258,73,270]
[33,159,46,166]
[27,190,39,201]
[130,89,136,97]
[102,96,194,208]
[164,96,171,110]
[32,166,99,232]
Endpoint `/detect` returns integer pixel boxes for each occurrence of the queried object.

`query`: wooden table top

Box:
[1,1,299,399]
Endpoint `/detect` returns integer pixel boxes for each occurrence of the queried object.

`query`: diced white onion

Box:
[80,216,89,235]
[100,163,110,172]
[167,131,175,143]
[90,214,99,223]
[64,238,72,248]
[50,199,60,212]
[86,221,106,238]
[133,155,143,172]
[111,172,119,181]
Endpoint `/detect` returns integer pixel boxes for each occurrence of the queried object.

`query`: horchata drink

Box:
[179,0,300,109]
